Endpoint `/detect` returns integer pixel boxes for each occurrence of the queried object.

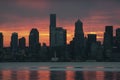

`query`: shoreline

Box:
[1,62,120,67]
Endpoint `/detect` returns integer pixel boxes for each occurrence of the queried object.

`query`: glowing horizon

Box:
[0,0,120,47]
[0,24,109,47]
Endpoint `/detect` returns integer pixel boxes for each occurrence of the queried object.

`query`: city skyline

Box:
[0,0,120,47]
[0,15,120,47]
[0,14,120,62]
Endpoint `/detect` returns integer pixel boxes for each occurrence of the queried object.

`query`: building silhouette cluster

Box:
[0,14,120,62]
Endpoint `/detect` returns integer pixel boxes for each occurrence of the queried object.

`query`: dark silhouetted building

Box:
[116,28,120,49]
[87,34,96,43]
[50,14,56,47]
[73,19,84,60]
[10,32,18,53]
[105,26,113,45]
[40,43,48,61]
[49,14,67,61]
[86,34,97,59]
[0,32,3,58]
[29,28,40,54]
[19,37,26,50]
[104,26,113,47]
[103,26,113,60]
[0,32,3,49]
[55,27,66,46]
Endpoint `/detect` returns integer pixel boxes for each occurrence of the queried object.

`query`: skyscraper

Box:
[104,26,113,46]
[50,14,56,28]
[103,26,113,60]
[87,34,97,59]
[55,27,66,46]
[0,32,3,49]
[87,34,97,44]
[10,32,18,53]
[50,14,56,47]
[19,37,26,50]
[74,19,84,60]
[116,28,120,48]
[29,28,40,53]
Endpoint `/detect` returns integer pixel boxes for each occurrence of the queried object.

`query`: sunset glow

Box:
[0,0,120,47]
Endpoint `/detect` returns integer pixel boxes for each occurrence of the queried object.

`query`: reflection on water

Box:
[2,70,11,80]
[66,70,75,80]
[37,70,50,80]
[17,70,29,80]
[0,67,120,80]
[96,71,104,80]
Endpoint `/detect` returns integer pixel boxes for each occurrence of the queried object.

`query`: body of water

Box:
[0,62,120,80]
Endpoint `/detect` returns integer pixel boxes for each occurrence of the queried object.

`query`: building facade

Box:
[0,32,3,49]
[19,37,26,50]
[50,14,56,47]
[10,32,18,53]
[74,19,84,60]
[29,28,40,53]
[55,27,66,46]
[103,26,113,59]
[116,28,120,48]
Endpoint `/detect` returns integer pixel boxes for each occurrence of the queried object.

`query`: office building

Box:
[74,19,84,60]
[86,34,97,59]
[19,37,26,50]
[104,26,113,46]
[55,27,66,46]
[50,14,56,47]
[116,28,120,48]
[29,28,40,53]
[0,32,3,49]
[103,26,113,59]
[87,34,96,44]
[10,32,18,53]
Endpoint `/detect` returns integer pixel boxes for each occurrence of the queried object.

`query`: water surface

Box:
[0,62,120,80]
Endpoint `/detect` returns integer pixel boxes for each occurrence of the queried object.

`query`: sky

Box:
[0,0,120,47]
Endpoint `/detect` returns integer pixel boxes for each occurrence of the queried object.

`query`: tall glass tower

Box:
[50,14,56,47]
[29,28,40,53]
[74,19,84,60]
[10,32,18,53]
[0,32,3,49]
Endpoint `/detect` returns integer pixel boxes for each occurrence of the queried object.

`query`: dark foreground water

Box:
[0,62,120,80]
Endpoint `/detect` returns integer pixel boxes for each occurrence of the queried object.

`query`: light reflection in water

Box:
[0,67,120,80]
[17,70,30,80]
[66,70,75,80]
[2,70,11,80]
[37,70,50,80]
[96,71,104,80]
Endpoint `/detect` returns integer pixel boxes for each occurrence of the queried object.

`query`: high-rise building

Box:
[116,28,120,48]
[74,19,84,60]
[86,34,97,59]
[103,26,113,60]
[50,14,56,28]
[0,32,3,49]
[29,28,40,53]
[87,34,96,43]
[50,14,56,47]
[104,26,113,46]
[19,37,26,50]
[10,32,18,53]
[55,27,66,46]
[103,26,113,49]
[49,14,67,60]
